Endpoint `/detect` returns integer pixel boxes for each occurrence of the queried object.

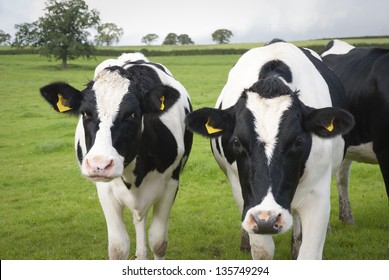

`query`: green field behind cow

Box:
[0,38,388,259]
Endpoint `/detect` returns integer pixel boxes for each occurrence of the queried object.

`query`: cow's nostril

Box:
[107,159,114,169]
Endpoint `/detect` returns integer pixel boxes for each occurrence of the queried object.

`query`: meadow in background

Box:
[0,39,388,259]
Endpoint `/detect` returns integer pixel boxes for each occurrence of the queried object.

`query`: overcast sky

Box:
[1,0,388,45]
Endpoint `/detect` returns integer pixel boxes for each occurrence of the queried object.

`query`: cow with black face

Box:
[40,53,193,260]
[186,41,354,259]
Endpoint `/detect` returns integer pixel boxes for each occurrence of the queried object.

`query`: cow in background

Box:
[321,40,389,224]
[39,53,193,259]
[186,40,354,259]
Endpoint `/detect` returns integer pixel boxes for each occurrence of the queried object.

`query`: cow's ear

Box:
[40,82,83,115]
[304,107,355,138]
[185,107,234,138]
[142,84,180,114]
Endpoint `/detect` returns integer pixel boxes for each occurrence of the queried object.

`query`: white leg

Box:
[297,188,330,259]
[97,183,130,260]
[249,234,275,260]
[133,214,148,260]
[335,159,355,224]
[148,179,178,260]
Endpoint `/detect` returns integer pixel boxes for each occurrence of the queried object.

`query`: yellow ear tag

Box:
[56,94,72,113]
[160,95,165,111]
[205,119,223,134]
[323,117,335,132]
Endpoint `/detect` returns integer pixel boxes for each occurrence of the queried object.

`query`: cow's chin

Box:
[87,175,116,183]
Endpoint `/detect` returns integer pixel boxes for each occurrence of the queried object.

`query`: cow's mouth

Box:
[88,175,115,182]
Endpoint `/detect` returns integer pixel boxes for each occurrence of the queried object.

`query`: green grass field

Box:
[0,48,388,260]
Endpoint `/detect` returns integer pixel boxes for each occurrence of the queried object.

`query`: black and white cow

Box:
[186,40,354,259]
[39,53,193,259]
[321,39,389,224]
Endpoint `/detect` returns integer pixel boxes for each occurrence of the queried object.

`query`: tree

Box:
[12,22,40,47]
[212,29,233,44]
[0,30,11,45]
[141,33,159,45]
[95,23,123,46]
[162,33,178,45]
[177,34,194,45]
[13,0,100,68]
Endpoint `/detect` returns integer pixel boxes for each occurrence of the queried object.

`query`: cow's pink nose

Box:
[85,156,114,177]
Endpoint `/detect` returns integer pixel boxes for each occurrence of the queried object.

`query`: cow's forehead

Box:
[245,91,293,162]
[92,69,130,122]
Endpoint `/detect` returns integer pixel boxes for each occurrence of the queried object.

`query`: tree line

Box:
[141,29,233,46]
[0,0,233,68]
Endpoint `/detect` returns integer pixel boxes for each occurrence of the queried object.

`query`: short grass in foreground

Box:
[0,53,387,260]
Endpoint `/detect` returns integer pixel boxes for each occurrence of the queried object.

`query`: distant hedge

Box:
[1,42,388,57]
[95,47,254,57]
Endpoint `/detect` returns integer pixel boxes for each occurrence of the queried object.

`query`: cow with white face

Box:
[186,40,354,259]
[40,53,193,260]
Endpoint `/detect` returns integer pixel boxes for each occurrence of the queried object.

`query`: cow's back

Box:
[323,47,389,146]
[216,42,340,111]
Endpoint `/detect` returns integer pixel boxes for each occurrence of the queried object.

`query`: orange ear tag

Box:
[56,94,72,113]
[205,119,223,134]
[160,96,165,111]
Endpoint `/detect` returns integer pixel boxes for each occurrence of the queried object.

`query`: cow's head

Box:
[186,77,354,235]
[40,66,180,182]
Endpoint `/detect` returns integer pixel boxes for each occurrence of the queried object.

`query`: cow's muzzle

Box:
[84,155,116,182]
[243,209,291,235]
[251,212,283,234]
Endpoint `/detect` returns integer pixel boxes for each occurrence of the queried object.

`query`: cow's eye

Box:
[123,112,137,121]
[294,136,304,147]
[232,138,241,149]
[81,111,91,120]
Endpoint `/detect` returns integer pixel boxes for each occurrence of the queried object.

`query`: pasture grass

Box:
[0,51,388,260]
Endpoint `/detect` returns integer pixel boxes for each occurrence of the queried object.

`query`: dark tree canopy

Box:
[141,33,159,45]
[177,34,194,45]
[0,30,11,45]
[212,29,233,44]
[95,23,124,46]
[162,33,179,45]
[162,33,194,45]
[13,0,100,68]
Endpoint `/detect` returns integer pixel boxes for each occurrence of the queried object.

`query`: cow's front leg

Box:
[249,234,275,260]
[133,213,148,260]
[148,179,178,260]
[297,189,330,259]
[97,183,130,260]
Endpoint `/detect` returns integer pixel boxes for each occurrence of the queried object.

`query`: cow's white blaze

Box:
[246,91,293,162]
[81,70,130,180]
[94,70,130,122]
